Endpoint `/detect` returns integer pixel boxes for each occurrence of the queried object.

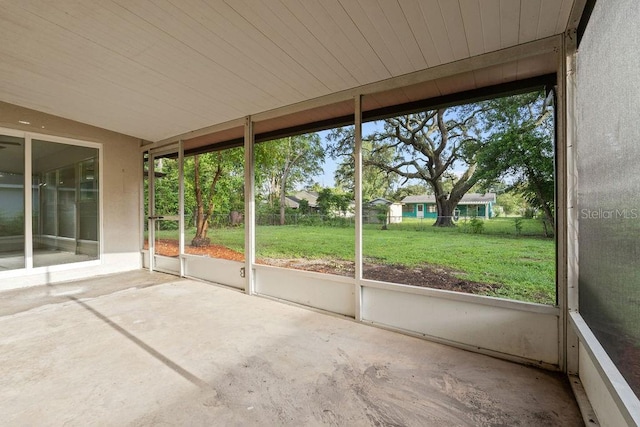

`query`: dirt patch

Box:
[147,239,500,296]
[364,263,500,294]
[257,257,500,295]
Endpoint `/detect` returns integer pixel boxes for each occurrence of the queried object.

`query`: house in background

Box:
[363,198,403,224]
[284,190,319,212]
[402,193,496,220]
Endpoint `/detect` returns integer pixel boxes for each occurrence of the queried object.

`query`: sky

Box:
[310,122,380,189]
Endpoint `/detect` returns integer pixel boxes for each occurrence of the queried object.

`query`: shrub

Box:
[469,217,484,234]
[514,217,523,235]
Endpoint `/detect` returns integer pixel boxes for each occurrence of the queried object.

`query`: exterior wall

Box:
[402,203,436,219]
[402,204,417,218]
[0,101,144,290]
[388,203,402,223]
[402,203,493,219]
[457,204,493,218]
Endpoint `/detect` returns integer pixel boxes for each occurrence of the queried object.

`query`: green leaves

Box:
[475,91,555,235]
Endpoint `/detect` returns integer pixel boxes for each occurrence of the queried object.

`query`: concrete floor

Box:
[0,271,583,426]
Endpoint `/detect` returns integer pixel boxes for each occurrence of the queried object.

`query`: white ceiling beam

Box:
[251,35,560,123]
[151,117,245,149]
[566,0,589,32]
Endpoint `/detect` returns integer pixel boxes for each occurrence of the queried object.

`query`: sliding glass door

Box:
[32,139,99,267]
[0,135,25,271]
[0,129,100,273]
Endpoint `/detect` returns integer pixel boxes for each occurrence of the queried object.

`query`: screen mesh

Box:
[576,0,640,397]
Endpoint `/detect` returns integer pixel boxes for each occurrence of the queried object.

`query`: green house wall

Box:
[402,203,494,219]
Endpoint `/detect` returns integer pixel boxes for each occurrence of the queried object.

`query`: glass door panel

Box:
[0,135,25,271]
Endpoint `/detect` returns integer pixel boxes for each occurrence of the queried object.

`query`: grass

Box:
[152,217,556,305]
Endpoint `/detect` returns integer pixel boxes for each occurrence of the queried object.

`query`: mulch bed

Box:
[146,239,245,261]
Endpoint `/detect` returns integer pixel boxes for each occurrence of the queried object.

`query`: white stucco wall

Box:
[0,101,145,289]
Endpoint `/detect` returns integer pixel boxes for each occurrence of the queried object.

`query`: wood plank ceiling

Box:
[0,0,574,142]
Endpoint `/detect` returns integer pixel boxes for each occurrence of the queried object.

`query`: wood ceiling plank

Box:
[400,0,442,67]
[227,0,357,92]
[555,0,574,34]
[499,0,521,48]
[397,0,440,68]
[22,0,268,116]
[459,0,485,57]
[195,0,330,98]
[473,65,504,88]
[480,0,502,52]
[418,0,456,65]
[501,61,519,82]
[537,0,564,38]
[366,91,410,113]
[108,0,284,109]
[439,0,471,60]
[0,65,190,141]
[400,80,442,104]
[0,3,237,124]
[519,0,542,44]
[360,0,418,75]
[516,55,557,81]
[320,0,391,83]
[434,73,478,97]
[281,0,375,86]
[376,0,428,71]
[156,0,305,103]
[339,0,402,76]
[361,95,385,112]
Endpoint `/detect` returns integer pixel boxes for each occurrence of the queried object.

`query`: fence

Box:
[179,212,479,229]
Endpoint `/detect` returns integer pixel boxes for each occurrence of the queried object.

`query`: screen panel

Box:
[576,0,640,398]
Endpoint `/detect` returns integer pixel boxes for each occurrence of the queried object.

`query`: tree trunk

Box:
[534,188,555,238]
[431,163,478,227]
[192,155,210,246]
[192,153,223,246]
[279,166,290,226]
[528,171,555,238]
[433,197,457,227]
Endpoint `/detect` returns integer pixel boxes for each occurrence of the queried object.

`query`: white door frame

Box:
[147,142,183,275]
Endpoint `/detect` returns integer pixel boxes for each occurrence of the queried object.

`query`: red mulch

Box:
[145,239,244,261]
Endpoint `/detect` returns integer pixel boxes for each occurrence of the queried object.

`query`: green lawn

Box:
[154,217,556,305]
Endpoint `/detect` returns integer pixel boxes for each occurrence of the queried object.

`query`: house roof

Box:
[285,191,319,209]
[0,1,583,144]
[402,193,496,204]
[365,198,393,206]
